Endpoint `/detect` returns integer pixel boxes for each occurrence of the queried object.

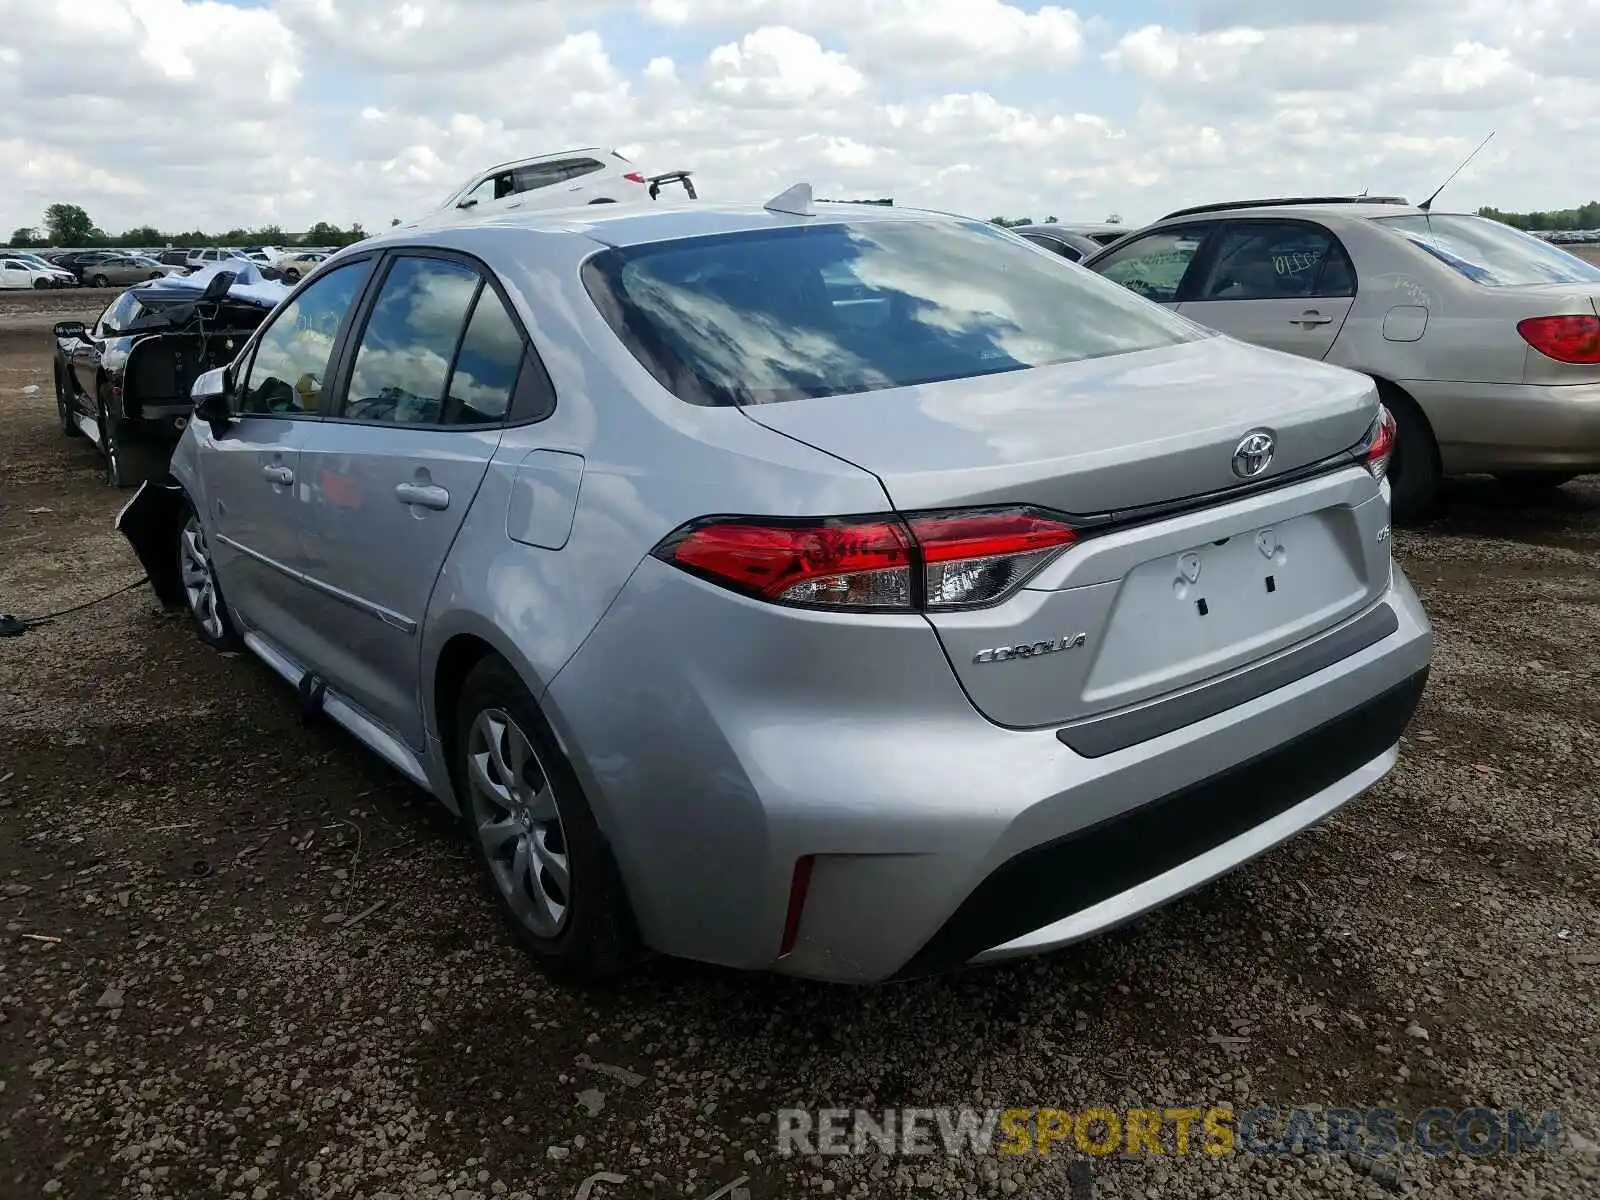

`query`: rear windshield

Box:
[1377,214,1600,287]
[581,219,1205,406]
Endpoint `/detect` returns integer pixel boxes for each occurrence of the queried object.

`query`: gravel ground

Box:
[1,335,1597,1200]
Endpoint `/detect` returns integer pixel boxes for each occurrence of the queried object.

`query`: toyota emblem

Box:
[1232,430,1276,478]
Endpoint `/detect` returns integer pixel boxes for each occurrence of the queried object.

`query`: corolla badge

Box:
[973,633,1087,664]
[1231,430,1276,478]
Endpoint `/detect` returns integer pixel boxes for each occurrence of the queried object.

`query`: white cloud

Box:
[2,0,1599,240]
[704,26,865,106]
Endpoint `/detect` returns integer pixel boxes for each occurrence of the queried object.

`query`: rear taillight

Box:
[622,171,647,184]
[907,510,1078,609]
[1516,315,1600,364]
[653,507,1078,612]
[1364,404,1397,481]
[778,855,814,958]
[662,516,914,608]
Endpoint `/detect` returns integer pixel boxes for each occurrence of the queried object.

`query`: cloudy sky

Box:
[3,0,1598,237]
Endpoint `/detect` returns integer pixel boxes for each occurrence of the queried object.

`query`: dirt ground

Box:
[1,324,1597,1200]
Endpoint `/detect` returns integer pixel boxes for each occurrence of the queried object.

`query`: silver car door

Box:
[1178,220,1356,360]
[294,254,523,748]
[196,258,375,664]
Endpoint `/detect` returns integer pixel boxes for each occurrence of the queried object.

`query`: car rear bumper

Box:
[1406,377,1600,472]
[546,552,1433,984]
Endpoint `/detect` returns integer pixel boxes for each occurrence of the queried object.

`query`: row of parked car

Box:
[3,245,338,290]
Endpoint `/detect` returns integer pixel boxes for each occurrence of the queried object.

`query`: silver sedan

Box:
[116,193,1432,982]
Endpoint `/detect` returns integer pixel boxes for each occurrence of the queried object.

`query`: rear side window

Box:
[1195,222,1356,300]
[512,163,565,193]
[1091,227,1208,303]
[582,219,1204,406]
[1377,214,1600,287]
[340,257,482,425]
[559,158,605,182]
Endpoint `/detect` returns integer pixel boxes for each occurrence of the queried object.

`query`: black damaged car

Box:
[52,271,285,486]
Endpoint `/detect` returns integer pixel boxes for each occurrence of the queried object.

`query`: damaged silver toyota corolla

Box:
[117,190,1433,983]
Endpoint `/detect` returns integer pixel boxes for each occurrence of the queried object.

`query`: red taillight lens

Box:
[1517,315,1600,364]
[653,507,1077,611]
[908,509,1078,609]
[661,516,914,608]
[622,171,647,184]
[1365,404,1397,481]
[778,855,814,958]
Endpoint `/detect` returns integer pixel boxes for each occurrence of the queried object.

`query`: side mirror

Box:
[54,320,88,341]
[192,367,234,435]
[456,197,478,210]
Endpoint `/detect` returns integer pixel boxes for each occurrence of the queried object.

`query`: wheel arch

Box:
[425,621,615,842]
[1368,374,1441,469]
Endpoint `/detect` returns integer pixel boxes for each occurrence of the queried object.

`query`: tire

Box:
[283,268,300,282]
[1380,386,1441,524]
[33,278,50,290]
[97,391,152,488]
[55,369,80,437]
[452,656,639,981]
[149,273,162,281]
[176,498,239,650]
[90,274,109,288]
[1494,472,1580,491]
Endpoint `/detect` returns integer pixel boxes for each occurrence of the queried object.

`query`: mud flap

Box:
[115,479,185,609]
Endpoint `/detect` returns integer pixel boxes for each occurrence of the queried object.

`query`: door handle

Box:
[1291,310,1334,327]
[395,482,450,510]
[262,464,294,485]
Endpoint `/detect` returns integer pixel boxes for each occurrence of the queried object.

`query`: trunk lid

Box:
[744,335,1390,731]
[740,334,1378,515]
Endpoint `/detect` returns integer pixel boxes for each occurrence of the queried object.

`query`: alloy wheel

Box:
[179,513,225,641]
[466,707,571,939]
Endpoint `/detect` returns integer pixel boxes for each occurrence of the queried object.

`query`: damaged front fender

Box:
[115,479,186,609]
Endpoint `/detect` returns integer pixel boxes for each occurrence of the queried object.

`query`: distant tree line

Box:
[1477,201,1600,231]
[8,203,371,250]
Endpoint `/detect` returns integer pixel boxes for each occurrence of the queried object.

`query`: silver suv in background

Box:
[1084,197,1600,519]
[118,193,1432,983]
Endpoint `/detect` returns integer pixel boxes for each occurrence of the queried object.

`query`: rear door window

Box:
[557,158,605,182]
[1089,226,1211,303]
[511,163,565,193]
[338,257,482,425]
[1195,222,1356,300]
[582,218,1206,406]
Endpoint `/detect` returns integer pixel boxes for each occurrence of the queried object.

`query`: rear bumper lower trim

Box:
[890,666,1428,980]
[1057,602,1399,757]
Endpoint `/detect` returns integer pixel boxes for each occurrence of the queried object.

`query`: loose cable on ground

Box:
[0,576,150,637]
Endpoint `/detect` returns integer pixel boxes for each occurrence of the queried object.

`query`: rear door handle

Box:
[262,464,294,485]
[1291,310,1334,327]
[395,482,450,510]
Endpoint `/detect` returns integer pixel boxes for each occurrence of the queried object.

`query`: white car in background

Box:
[417,148,697,228]
[186,247,252,272]
[1,256,76,289]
